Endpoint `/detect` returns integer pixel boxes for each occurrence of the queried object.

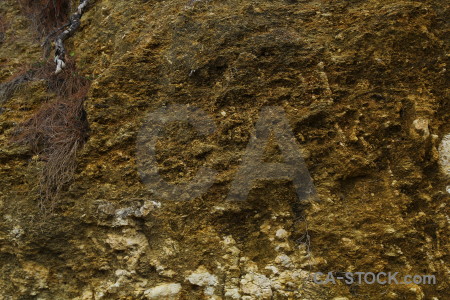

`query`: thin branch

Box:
[53,0,90,74]
[41,21,70,48]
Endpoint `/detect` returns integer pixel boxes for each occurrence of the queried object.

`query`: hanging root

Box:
[18,0,71,37]
[12,61,90,212]
[53,0,90,74]
[7,2,93,212]
[16,94,89,212]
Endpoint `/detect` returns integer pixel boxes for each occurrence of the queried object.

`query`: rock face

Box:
[0,0,449,299]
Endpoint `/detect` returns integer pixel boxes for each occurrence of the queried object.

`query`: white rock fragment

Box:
[186,266,219,297]
[438,133,450,175]
[144,283,181,299]
[275,254,294,269]
[275,228,288,239]
[240,272,272,298]
[186,266,218,287]
[438,133,450,193]
[112,200,161,226]
[265,265,279,274]
[9,225,24,240]
[225,288,241,299]
[412,118,430,138]
[223,235,236,245]
[139,200,161,216]
[204,286,215,296]
[105,229,149,270]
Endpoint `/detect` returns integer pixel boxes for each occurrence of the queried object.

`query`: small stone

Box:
[204,286,215,296]
[186,266,218,287]
[265,265,279,274]
[385,226,396,234]
[275,228,289,239]
[413,118,430,135]
[144,283,182,299]
[240,273,272,297]
[275,254,293,268]
[225,288,240,299]
[114,269,130,277]
[438,133,450,177]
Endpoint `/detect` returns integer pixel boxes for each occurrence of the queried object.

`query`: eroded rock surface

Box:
[0,0,448,299]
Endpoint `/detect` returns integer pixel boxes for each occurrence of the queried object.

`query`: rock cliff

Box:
[0,0,448,299]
